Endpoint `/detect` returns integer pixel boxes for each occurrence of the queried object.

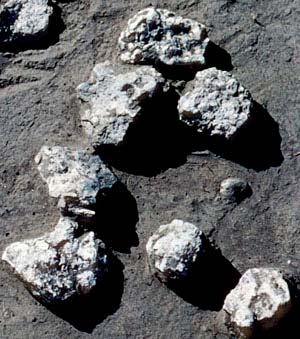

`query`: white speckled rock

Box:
[77,61,166,148]
[0,0,53,44]
[223,268,291,338]
[178,67,253,139]
[146,219,206,282]
[2,217,108,303]
[219,177,250,203]
[35,146,118,220]
[118,7,210,69]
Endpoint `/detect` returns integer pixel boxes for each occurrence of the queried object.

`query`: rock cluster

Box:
[77,62,166,148]
[0,0,53,45]
[35,146,117,221]
[223,268,291,338]
[146,219,206,282]
[2,217,108,303]
[178,67,253,139]
[118,7,210,69]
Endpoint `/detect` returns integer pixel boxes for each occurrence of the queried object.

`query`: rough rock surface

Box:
[77,61,166,148]
[223,268,291,338]
[178,67,253,139]
[146,219,206,282]
[219,177,251,203]
[0,0,53,44]
[35,146,118,220]
[118,7,210,69]
[2,217,108,303]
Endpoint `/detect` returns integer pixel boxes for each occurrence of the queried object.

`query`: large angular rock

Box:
[77,61,166,148]
[223,268,291,338]
[2,217,108,303]
[0,0,53,45]
[146,219,206,282]
[178,67,253,139]
[118,7,210,70]
[35,146,118,220]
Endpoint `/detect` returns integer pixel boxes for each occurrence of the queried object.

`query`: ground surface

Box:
[0,0,300,338]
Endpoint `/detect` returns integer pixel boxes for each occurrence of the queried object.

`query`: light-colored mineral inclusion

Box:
[178,67,253,139]
[146,219,206,282]
[35,146,117,220]
[77,61,166,148]
[223,268,291,338]
[118,7,210,68]
[219,177,250,202]
[2,217,108,303]
[0,0,53,43]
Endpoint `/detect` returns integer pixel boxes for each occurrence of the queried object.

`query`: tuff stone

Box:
[2,217,108,303]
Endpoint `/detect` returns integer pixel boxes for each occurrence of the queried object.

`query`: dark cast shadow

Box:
[97,87,203,177]
[205,101,284,171]
[166,243,241,311]
[45,253,124,333]
[0,2,65,53]
[93,181,139,253]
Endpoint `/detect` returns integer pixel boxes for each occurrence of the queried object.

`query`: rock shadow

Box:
[0,2,65,53]
[45,254,124,333]
[93,181,139,253]
[206,101,284,171]
[167,244,240,311]
[97,88,203,177]
[154,41,233,81]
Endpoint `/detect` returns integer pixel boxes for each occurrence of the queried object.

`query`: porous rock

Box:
[223,268,291,338]
[77,61,166,148]
[35,146,118,220]
[0,0,53,45]
[178,67,253,139]
[219,177,251,203]
[146,219,206,282]
[118,7,210,70]
[2,217,108,303]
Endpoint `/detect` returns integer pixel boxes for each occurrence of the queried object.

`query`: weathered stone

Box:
[77,61,166,148]
[178,67,253,139]
[2,217,108,303]
[146,219,206,282]
[223,268,291,338]
[35,146,118,220]
[219,177,251,203]
[118,7,210,70]
[0,0,53,45]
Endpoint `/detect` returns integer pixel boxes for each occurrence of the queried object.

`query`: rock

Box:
[146,219,206,282]
[2,217,108,303]
[35,146,118,221]
[223,268,291,338]
[178,67,253,139]
[118,7,210,70]
[219,177,251,203]
[77,61,166,148]
[0,0,53,45]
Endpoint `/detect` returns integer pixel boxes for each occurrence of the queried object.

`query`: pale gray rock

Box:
[146,219,206,282]
[178,67,253,139]
[118,7,210,69]
[35,146,118,220]
[2,217,108,303]
[77,61,166,148]
[0,0,53,44]
[219,177,251,203]
[223,268,291,338]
